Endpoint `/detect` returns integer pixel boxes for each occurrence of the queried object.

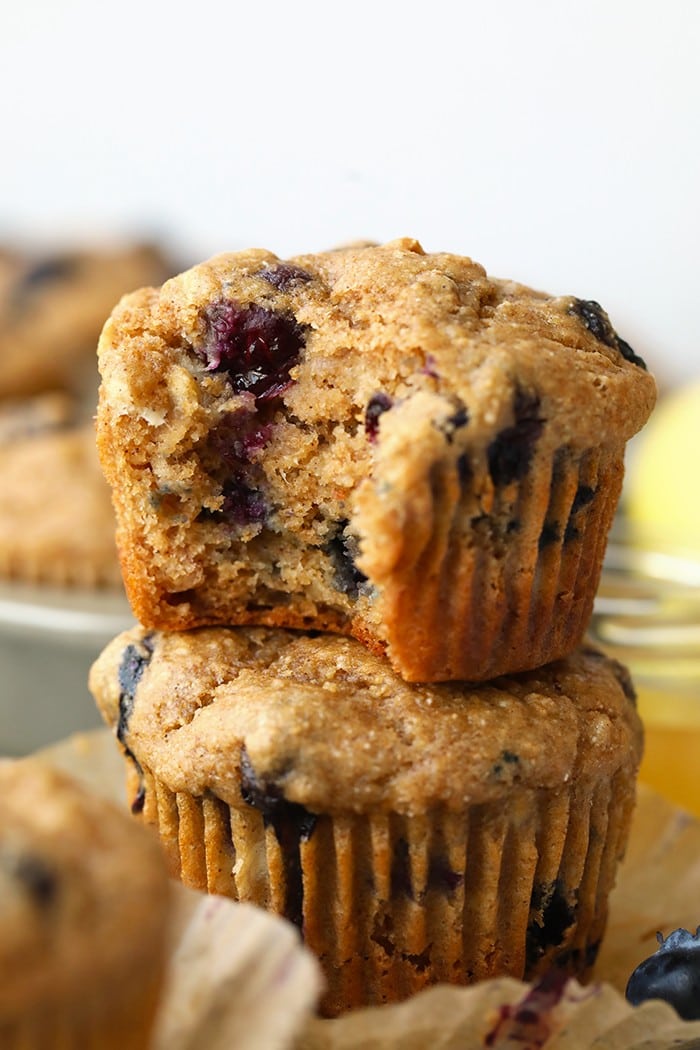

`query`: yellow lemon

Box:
[625,379,700,551]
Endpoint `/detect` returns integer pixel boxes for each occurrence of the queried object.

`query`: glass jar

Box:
[590,539,700,816]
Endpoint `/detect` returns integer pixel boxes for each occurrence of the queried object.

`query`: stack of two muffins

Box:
[88,239,656,1017]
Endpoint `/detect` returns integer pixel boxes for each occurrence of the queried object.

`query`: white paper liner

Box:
[154,893,322,1050]
[34,730,700,1048]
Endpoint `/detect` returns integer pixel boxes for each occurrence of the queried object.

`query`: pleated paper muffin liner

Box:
[364,440,625,682]
[131,762,637,1018]
[32,730,700,1047]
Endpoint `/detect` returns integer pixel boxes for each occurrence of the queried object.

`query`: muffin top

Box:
[0,421,121,586]
[0,758,170,1014]
[98,237,655,461]
[90,626,643,817]
[0,242,173,400]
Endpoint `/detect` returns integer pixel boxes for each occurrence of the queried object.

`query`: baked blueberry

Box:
[324,520,367,598]
[488,390,544,486]
[117,635,155,744]
[626,927,700,1020]
[198,300,306,400]
[240,746,317,930]
[569,298,647,369]
[364,393,393,441]
[257,263,313,291]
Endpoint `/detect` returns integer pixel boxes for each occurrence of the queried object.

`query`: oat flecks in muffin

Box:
[96,238,656,681]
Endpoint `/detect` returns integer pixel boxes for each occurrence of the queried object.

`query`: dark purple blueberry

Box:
[610,659,637,704]
[616,336,647,369]
[257,263,313,292]
[208,409,272,466]
[526,880,577,967]
[4,851,58,908]
[117,634,155,745]
[239,746,317,929]
[427,856,463,895]
[484,970,571,1046]
[570,298,615,345]
[420,354,440,379]
[488,389,544,486]
[324,520,367,598]
[439,403,470,444]
[447,405,469,430]
[391,838,413,900]
[569,298,647,370]
[554,940,601,973]
[491,749,521,778]
[198,300,306,400]
[563,484,596,543]
[365,393,393,441]
[23,255,79,283]
[563,522,580,543]
[11,255,81,313]
[457,452,473,489]
[538,522,561,550]
[221,478,267,526]
[199,477,268,528]
[131,785,146,814]
[570,484,596,513]
[626,928,700,1020]
[239,747,317,839]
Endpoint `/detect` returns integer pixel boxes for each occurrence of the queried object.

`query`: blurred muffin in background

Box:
[0,395,121,587]
[0,758,171,1049]
[0,239,177,589]
[0,241,173,404]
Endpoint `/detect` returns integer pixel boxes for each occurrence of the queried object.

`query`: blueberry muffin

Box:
[0,409,121,586]
[95,239,655,681]
[0,242,172,401]
[0,758,171,1048]
[89,626,643,1016]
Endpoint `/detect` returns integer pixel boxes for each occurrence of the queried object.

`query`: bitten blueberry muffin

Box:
[89,626,643,1017]
[0,758,171,1049]
[0,242,172,400]
[96,239,655,681]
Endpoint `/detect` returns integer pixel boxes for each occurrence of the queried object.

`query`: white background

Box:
[2,0,699,386]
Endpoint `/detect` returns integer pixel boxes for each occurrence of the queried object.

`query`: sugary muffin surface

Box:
[90,626,643,816]
[97,239,656,680]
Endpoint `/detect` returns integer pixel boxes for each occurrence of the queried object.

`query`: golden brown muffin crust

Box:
[90,627,643,816]
[96,239,656,679]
